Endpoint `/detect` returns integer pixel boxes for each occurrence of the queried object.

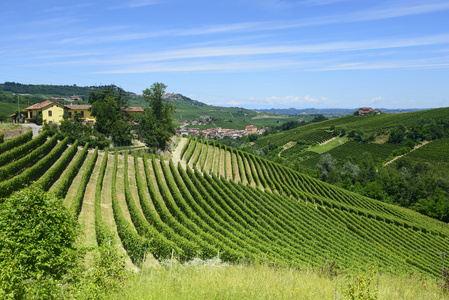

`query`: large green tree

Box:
[136,82,176,151]
[89,87,132,146]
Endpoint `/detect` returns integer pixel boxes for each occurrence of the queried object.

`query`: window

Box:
[48,110,52,117]
[49,121,52,125]
[80,111,84,118]
[68,112,72,118]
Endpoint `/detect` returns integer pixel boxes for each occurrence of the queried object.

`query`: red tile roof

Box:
[24,100,55,111]
[122,107,144,112]
[65,105,92,110]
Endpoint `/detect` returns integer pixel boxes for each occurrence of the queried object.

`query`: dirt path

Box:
[278,141,296,158]
[63,151,92,208]
[383,141,431,167]
[319,137,336,146]
[172,137,187,170]
[101,154,135,269]
[77,153,102,265]
[49,146,81,193]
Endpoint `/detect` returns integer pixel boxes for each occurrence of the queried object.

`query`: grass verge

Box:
[107,259,446,299]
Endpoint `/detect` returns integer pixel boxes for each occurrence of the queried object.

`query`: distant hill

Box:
[0,82,133,100]
[256,107,427,117]
[131,93,311,129]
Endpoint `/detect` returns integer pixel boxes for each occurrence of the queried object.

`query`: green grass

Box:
[308,136,349,154]
[109,259,446,299]
[0,102,30,116]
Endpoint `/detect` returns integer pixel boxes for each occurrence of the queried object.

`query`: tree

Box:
[89,87,132,146]
[316,153,338,182]
[136,83,176,151]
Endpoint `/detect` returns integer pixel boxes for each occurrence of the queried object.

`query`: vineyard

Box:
[1,132,449,278]
[252,107,449,150]
[292,141,406,169]
[393,138,449,171]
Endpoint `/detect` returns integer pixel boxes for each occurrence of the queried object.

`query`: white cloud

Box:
[227,101,241,106]
[369,96,386,103]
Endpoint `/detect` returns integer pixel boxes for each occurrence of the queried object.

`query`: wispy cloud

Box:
[43,1,449,47]
[301,0,352,6]
[110,0,159,9]
[66,33,449,64]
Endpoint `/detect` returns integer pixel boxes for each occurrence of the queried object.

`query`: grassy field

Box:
[109,259,446,299]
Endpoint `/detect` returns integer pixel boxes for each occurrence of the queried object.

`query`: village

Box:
[176,122,267,139]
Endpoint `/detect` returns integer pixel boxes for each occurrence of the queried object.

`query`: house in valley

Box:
[24,100,143,125]
[66,104,96,125]
[23,100,66,125]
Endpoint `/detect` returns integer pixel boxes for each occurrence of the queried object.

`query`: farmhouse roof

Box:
[122,107,144,112]
[24,100,57,111]
[65,105,92,110]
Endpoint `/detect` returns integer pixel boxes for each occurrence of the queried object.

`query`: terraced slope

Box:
[1,133,449,278]
[252,107,449,150]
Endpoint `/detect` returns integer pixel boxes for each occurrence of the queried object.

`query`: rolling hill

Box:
[1,131,449,278]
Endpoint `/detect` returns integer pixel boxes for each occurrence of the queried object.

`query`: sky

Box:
[1,0,449,109]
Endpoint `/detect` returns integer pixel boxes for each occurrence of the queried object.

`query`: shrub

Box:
[0,188,81,299]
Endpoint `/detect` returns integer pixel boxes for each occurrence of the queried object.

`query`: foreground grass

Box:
[108,259,446,299]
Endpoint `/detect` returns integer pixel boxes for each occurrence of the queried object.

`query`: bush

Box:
[0,188,81,299]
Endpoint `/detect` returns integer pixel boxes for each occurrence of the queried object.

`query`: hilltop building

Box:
[245,124,257,134]
[358,107,381,116]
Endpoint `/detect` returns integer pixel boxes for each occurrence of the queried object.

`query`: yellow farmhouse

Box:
[66,104,96,125]
[23,100,143,125]
[24,100,66,125]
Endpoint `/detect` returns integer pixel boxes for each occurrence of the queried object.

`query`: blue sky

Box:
[1,0,449,109]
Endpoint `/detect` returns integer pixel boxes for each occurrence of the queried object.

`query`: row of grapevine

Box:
[0,134,59,182]
[94,149,114,247]
[0,131,32,155]
[32,140,79,191]
[0,136,69,198]
[178,138,449,238]
[69,147,98,216]
[139,154,201,261]
[111,150,149,265]
[0,131,48,168]
[52,143,90,199]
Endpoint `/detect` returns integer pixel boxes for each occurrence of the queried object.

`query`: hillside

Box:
[1,131,449,279]
[249,107,449,158]
[132,93,308,129]
[0,82,306,128]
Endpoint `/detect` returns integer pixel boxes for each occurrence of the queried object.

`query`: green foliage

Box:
[35,111,43,125]
[111,150,149,265]
[0,133,3,144]
[32,140,79,191]
[0,188,81,299]
[89,87,132,146]
[70,146,98,216]
[136,83,176,151]
[316,153,338,182]
[59,118,110,149]
[0,130,48,168]
[344,267,379,300]
[0,131,32,156]
[0,136,69,198]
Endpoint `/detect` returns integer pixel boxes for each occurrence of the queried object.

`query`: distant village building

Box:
[358,107,381,116]
[245,124,257,134]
